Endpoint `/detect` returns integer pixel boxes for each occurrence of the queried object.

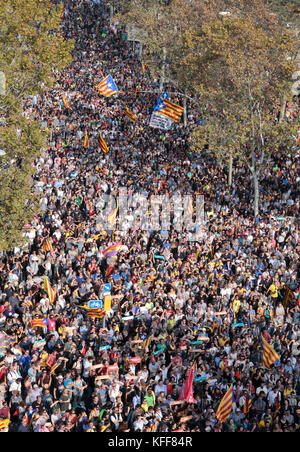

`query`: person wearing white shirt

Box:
[108,381,121,403]
[138,366,149,382]
[267,388,280,407]
[256,382,268,397]
[7,364,22,386]
[133,415,147,432]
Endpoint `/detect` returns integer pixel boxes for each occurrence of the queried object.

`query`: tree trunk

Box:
[228,152,233,187]
[279,95,287,123]
[253,170,259,218]
[160,47,166,92]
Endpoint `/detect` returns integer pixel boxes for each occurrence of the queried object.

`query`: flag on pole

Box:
[95,75,118,97]
[121,101,137,122]
[62,94,72,111]
[242,385,252,415]
[216,385,233,423]
[261,335,279,369]
[102,239,122,258]
[149,93,173,130]
[178,362,196,403]
[154,96,184,122]
[42,238,53,253]
[44,276,56,305]
[83,129,89,148]
[99,134,109,154]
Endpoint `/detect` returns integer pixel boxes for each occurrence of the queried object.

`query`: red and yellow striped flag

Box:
[44,276,56,305]
[186,198,193,215]
[216,385,233,423]
[107,199,118,225]
[62,94,72,111]
[42,238,53,253]
[0,419,10,430]
[50,362,60,375]
[121,101,137,122]
[156,97,184,122]
[23,297,33,310]
[31,319,47,329]
[78,305,106,318]
[143,336,151,350]
[242,385,252,415]
[95,75,118,97]
[83,129,89,148]
[99,134,109,154]
[86,309,105,319]
[261,335,279,369]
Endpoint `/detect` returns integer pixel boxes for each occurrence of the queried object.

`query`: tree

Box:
[114,0,213,94]
[184,0,298,216]
[0,0,73,251]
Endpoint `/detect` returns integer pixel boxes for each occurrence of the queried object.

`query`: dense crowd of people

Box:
[0,0,299,433]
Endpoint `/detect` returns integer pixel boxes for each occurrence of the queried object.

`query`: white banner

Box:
[149,112,173,130]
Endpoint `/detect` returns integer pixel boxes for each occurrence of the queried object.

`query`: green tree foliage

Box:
[0,0,74,251]
[114,0,211,93]
[184,0,298,216]
[119,0,298,216]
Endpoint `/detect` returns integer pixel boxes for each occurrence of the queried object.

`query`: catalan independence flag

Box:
[42,237,53,253]
[44,275,56,305]
[83,129,89,148]
[261,335,279,369]
[99,134,109,154]
[23,297,33,310]
[95,75,118,97]
[102,239,122,258]
[243,385,252,415]
[121,101,137,122]
[78,306,105,317]
[143,336,151,350]
[62,94,72,111]
[31,318,47,329]
[154,96,184,122]
[216,385,233,423]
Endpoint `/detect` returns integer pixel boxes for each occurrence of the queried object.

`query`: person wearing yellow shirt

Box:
[233,299,240,314]
[268,283,278,300]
